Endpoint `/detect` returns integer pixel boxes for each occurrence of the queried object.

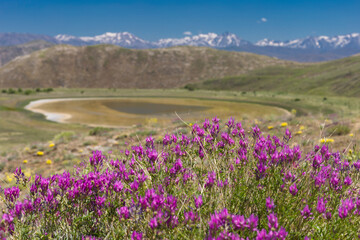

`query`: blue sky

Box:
[0,0,359,42]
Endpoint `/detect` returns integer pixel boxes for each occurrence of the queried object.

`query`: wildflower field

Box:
[1,116,360,239]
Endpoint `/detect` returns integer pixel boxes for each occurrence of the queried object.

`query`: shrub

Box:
[184,84,195,91]
[89,127,110,136]
[7,88,16,94]
[83,141,95,146]
[53,131,76,143]
[24,90,32,95]
[326,124,350,136]
[43,88,54,93]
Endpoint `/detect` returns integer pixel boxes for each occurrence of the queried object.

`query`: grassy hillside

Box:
[0,40,53,66]
[190,54,360,97]
[0,45,292,88]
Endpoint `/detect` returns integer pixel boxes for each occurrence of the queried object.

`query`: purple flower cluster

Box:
[0,116,359,239]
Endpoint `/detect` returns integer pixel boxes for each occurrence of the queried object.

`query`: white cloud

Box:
[260,17,267,22]
[183,31,192,36]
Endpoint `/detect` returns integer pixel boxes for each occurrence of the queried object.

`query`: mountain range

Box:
[1,32,360,62]
[54,32,360,50]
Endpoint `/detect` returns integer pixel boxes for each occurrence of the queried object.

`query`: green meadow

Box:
[0,87,359,153]
[189,54,360,96]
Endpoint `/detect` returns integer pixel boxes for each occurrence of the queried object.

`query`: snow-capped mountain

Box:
[54,31,360,51]
[155,32,251,48]
[55,32,153,48]
[54,32,251,49]
[2,31,360,62]
[256,33,360,49]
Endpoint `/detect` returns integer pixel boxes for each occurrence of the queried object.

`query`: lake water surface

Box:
[25,97,290,127]
[104,101,210,115]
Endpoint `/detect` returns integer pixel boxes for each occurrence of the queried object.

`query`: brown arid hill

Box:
[0,40,54,67]
[0,44,297,88]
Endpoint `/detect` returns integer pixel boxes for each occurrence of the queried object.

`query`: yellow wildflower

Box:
[267,126,274,130]
[37,151,44,156]
[349,133,354,137]
[295,131,302,135]
[6,175,13,183]
[49,143,55,148]
[349,149,353,154]
[46,159,52,165]
[320,138,334,143]
[299,126,305,130]
[147,118,158,124]
[280,122,288,127]
[189,123,193,127]
[23,160,28,164]
[325,119,332,124]
[24,169,31,178]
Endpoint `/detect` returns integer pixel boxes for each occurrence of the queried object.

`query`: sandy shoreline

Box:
[25,98,83,123]
[24,97,140,127]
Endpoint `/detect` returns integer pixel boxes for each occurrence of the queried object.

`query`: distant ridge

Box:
[0,45,291,88]
[0,40,54,66]
[1,32,360,62]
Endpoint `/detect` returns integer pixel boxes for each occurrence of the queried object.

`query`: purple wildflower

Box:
[266,197,275,210]
[301,205,312,219]
[256,229,267,240]
[4,186,20,203]
[131,231,143,240]
[277,227,288,239]
[284,128,292,142]
[117,206,130,219]
[289,183,298,196]
[149,217,158,229]
[338,198,355,219]
[89,150,105,170]
[344,176,352,186]
[267,213,279,230]
[232,215,247,230]
[113,181,123,192]
[247,214,258,232]
[194,195,203,208]
[316,197,327,214]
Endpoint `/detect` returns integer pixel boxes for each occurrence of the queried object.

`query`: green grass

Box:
[190,54,360,97]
